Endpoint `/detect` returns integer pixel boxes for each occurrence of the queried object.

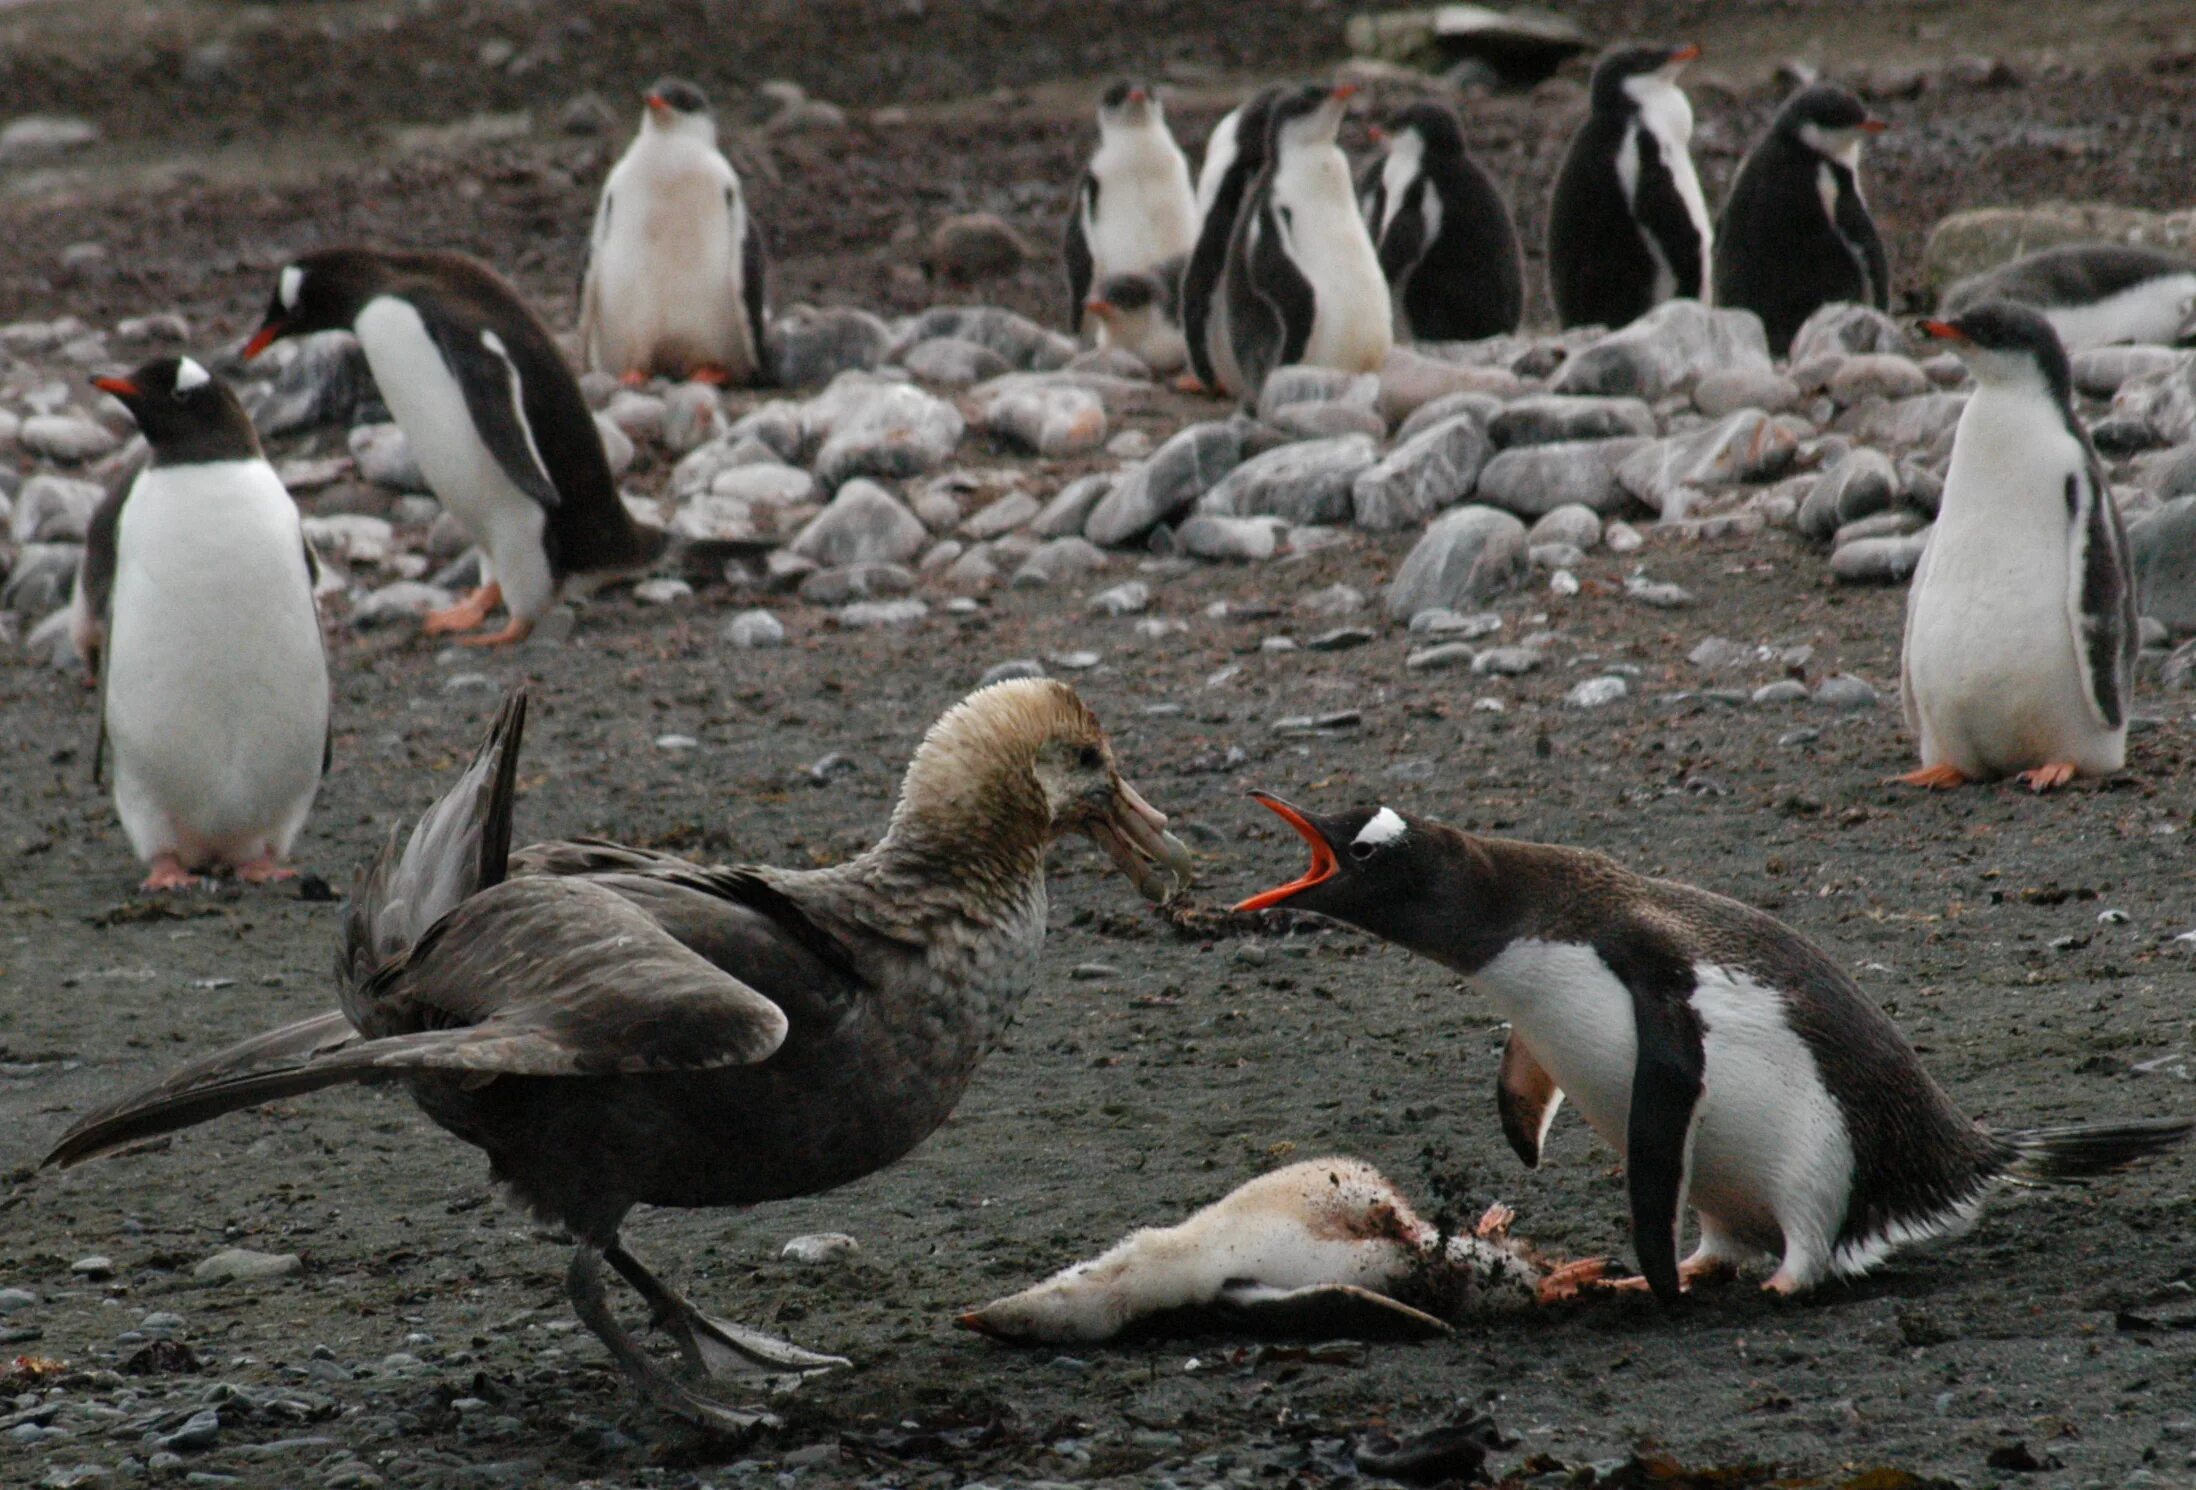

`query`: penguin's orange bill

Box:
[1331,83,1360,102]
[1668,43,1702,63]
[645,93,671,117]
[91,376,141,398]
[1861,118,1890,133]
[1920,320,1968,343]
[241,322,283,359]
[1084,299,1114,318]
[1234,791,1337,911]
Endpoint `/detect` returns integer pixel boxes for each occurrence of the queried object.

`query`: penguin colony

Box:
[25,42,2196,1440]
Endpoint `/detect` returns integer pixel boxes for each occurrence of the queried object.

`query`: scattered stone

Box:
[1012,536,1110,586]
[0,1287,35,1313]
[1830,530,1932,584]
[767,307,893,388]
[1033,474,1113,538]
[1814,674,1881,709]
[1476,436,1649,517]
[903,336,1011,387]
[1532,542,1587,570]
[1304,626,1375,652]
[1788,302,1908,363]
[1406,641,1477,671]
[348,423,425,491]
[194,1248,301,1284]
[1376,346,1521,423]
[1409,607,1501,638]
[604,389,668,444]
[2073,345,2185,399]
[720,609,786,650]
[1087,581,1150,617]
[1351,416,1491,532]
[1085,421,1241,546]
[660,384,726,454]
[1271,401,1388,441]
[925,213,1029,283]
[832,598,928,629]
[1800,447,1901,540]
[1178,513,1284,562]
[789,479,928,566]
[781,1233,861,1266]
[1473,646,1542,675]
[1198,434,1378,525]
[1624,575,1695,609]
[1395,389,1501,444]
[1527,503,1603,550]
[19,415,118,464]
[11,474,101,544]
[1689,636,1752,671]
[1693,367,1799,418]
[71,1254,115,1278]
[1839,391,1969,451]
[1385,505,1529,619]
[895,306,1076,372]
[1489,394,1656,448]
[962,490,1040,541]
[978,658,1046,686]
[300,513,395,565]
[0,115,99,160]
[1617,410,1798,517]
[1553,300,1772,400]
[155,1407,222,1454]
[1256,366,1378,423]
[4,544,80,618]
[1752,679,1810,705]
[350,581,456,630]
[1604,519,1643,553]
[979,381,1107,457]
[1829,354,1932,405]
[1565,675,1630,708]
[809,380,964,488]
[1272,710,1362,735]
[2128,496,2196,633]
[940,543,1000,589]
[800,563,913,604]
[1299,582,1366,616]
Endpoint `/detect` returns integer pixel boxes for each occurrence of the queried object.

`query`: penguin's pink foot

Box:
[455,616,536,648]
[1761,1269,1809,1297]
[1473,1202,1516,1240]
[2019,762,2077,793]
[140,856,200,893]
[422,583,503,637]
[1600,1256,1732,1295]
[618,369,650,388]
[1536,1257,1612,1303]
[1172,373,1209,395]
[686,364,737,387]
[233,856,298,885]
[1891,762,1967,790]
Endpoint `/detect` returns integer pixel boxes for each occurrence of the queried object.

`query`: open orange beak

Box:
[91,376,141,398]
[1920,319,1967,343]
[1668,43,1702,63]
[645,92,671,119]
[1234,791,1338,912]
[241,321,283,359]
[1861,118,1889,134]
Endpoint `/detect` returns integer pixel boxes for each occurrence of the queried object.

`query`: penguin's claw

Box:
[1172,372,1209,395]
[2019,762,2077,793]
[1535,1257,1612,1303]
[140,857,200,893]
[422,584,503,636]
[1890,763,1967,790]
[233,856,298,885]
[687,364,736,387]
[1473,1202,1516,1240]
[455,617,536,648]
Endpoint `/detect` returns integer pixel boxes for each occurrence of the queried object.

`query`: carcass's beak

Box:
[242,320,284,360]
[1086,777,1193,903]
[1233,791,1337,912]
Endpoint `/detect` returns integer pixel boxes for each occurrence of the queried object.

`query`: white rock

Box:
[812,380,965,488]
[1087,581,1151,617]
[1616,410,1799,518]
[1085,422,1242,546]
[832,598,929,629]
[963,490,1041,541]
[978,382,1107,457]
[723,609,786,648]
[1178,514,1285,562]
[1351,416,1491,532]
[350,581,455,629]
[790,479,928,566]
[19,415,118,463]
[1565,675,1630,708]
[300,514,395,565]
[1489,395,1656,447]
[1013,536,1110,586]
[781,1233,861,1266]
[1527,503,1603,551]
[194,1248,302,1284]
[1476,437,1650,517]
[349,423,426,491]
[633,577,692,605]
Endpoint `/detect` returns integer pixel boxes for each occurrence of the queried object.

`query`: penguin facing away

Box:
[580,78,769,387]
[245,247,665,647]
[78,356,330,892]
[1234,794,2192,1301]
[1083,255,1187,374]
[1942,244,2196,352]
[1546,43,1714,330]
[1220,82,1393,400]
[1181,85,1284,393]
[1713,84,1889,356]
[1359,100,1525,342]
[1063,81,1199,340]
[1897,302,2138,792]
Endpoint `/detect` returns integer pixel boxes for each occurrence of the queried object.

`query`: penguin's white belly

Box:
[1277,167,1393,372]
[593,167,748,373]
[1905,404,2116,777]
[354,298,554,620]
[2040,273,2196,351]
[104,462,327,864]
[1474,942,1638,1154]
[1089,140,1197,279]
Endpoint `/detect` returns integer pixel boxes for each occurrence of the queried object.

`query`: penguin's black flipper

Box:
[2066,456,2137,731]
[421,312,563,511]
[1063,175,1096,330]
[1377,178,1431,294]
[1833,172,1889,310]
[1180,191,1236,387]
[1496,1033,1564,1169]
[1601,941,1706,1303]
[741,212,771,384]
[1628,131,1707,300]
[1236,201,1314,393]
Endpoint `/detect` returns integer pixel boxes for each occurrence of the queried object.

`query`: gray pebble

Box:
[1752,680,1810,705]
[1814,674,1880,709]
[1565,676,1630,708]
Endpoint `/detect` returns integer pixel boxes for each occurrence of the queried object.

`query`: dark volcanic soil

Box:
[4,3,2196,1488]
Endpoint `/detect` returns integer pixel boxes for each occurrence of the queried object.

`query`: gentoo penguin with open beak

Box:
[1547,43,1714,330]
[1180,85,1284,394]
[1358,100,1524,342]
[1083,256,1187,373]
[1712,84,1889,356]
[580,78,768,387]
[1235,794,2192,1301]
[245,248,665,646]
[1221,83,1393,399]
[1897,303,2138,792]
[75,356,329,892]
[1943,244,2196,352]
[1063,81,1199,341]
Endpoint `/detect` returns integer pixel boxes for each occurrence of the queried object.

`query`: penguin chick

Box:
[1084,256,1187,373]
[1897,302,2138,792]
[1359,100,1524,342]
[80,356,330,892]
[1236,795,2191,1301]
[580,78,769,387]
[1063,82,1199,340]
[1943,244,2196,352]
[1713,84,1889,356]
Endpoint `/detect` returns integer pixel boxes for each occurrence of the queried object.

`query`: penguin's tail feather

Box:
[2002,1117,2194,1182]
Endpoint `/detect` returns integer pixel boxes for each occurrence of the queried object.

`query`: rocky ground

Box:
[5,2,2196,1488]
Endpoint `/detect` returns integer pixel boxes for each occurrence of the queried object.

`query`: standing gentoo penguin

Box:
[1898,303,2138,791]
[46,682,1193,1430]
[74,356,329,891]
[1546,43,1714,330]
[245,248,665,647]
[1063,82,1199,340]
[1712,84,1889,356]
[1234,795,2192,1300]
[1221,83,1393,399]
[579,78,769,386]
[1942,244,2196,351]
[1359,100,1525,342]
[1084,256,1188,373]
[1181,85,1284,393]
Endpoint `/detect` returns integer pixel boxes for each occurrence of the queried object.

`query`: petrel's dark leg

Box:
[565,1243,779,1436]
[604,1241,850,1378]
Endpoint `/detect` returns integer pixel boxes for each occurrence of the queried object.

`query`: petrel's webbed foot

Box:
[566,1244,790,1437]
[605,1242,849,1378]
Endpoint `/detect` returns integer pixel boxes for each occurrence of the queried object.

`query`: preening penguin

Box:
[1546,43,1714,330]
[1063,81,1198,340]
[1942,244,2196,352]
[1359,100,1524,342]
[580,78,769,386]
[1897,302,2138,792]
[245,247,666,647]
[1181,85,1284,393]
[1220,83,1393,399]
[1712,84,1889,356]
[77,356,329,892]
[1235,794,2191,1301]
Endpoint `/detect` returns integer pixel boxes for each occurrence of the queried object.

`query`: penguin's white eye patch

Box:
[173,358,210,394]
[279,265,304,311]
[1351,807,1406,855]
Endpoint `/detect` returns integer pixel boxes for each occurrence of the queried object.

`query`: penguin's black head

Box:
[1385,100,1467,157]
[646,78,712,122]
[243,248,380,358]
[1267,82,1354,155]
[1590,42,1699,115]
[92,356,262,466]
[1776,84,1885,156]
[1920,301,2073,408]
[1099,80,1159,126]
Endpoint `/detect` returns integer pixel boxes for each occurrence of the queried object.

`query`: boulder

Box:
[1196,434,1378,525]
[1787,302,1908,364]
[1385,505,1529,619]
[1084,422,1241,546]
[976,381,1107,457]
[1799,447,1901,540]
[1476,436,1651,517]
[2129,496,2196,633]
[893,307,1077,372]
[1350,416,1491,532]
[1615,410,1799,518]
[766,306,893,387]
[1178,514,1285,562]
[1551,300,1772,401]
[788,479,928,566]
[809,379,965,488]
[1488,394,1656,447]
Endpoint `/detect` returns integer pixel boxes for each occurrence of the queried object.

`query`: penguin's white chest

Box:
[1272,150,1393,371]
[588,136,752,374]
[1904,391,2115,777]
[2041,273,2196,351]
[1616,85,1712,302]
[104,460,327,862]
[1087,129,1198,279]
